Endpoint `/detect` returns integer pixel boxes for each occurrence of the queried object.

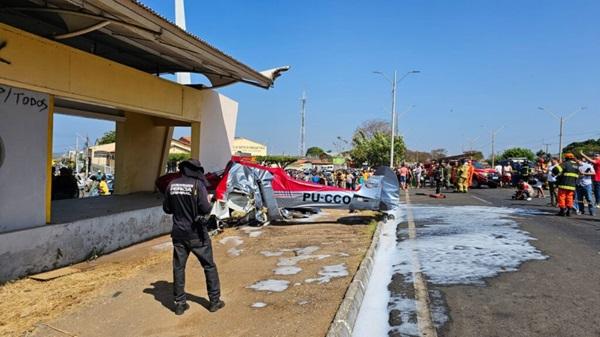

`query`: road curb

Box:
[325,219,385,337]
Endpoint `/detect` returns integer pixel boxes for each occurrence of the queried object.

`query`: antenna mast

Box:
[299,91,307,156]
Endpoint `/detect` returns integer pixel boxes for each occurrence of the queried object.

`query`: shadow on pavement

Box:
[143,281,210,312]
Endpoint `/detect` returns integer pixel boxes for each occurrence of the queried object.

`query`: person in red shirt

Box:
[580,151,600,208]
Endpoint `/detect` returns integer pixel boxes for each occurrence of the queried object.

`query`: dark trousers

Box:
[549,182,558,206]
[173,238,221,303]
[435,180,442,194]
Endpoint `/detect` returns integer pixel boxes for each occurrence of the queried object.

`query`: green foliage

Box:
[499,147,535,161]
[305,146,325,157]
[168,152,189,163]
[97,130,116,145]
[563,138,600,156]
[430,148,448,160]
[255,155,298,168]
[350,129,406,167]
[463,151,484,160]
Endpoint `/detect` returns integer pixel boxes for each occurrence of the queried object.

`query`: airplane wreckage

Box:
[157,160,399,229]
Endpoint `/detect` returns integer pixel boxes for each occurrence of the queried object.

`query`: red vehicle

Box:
[470,161,500,188]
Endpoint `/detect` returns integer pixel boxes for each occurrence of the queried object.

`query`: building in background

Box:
[233,137,267,156]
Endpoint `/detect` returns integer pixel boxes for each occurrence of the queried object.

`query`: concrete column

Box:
[114,112,170,194]
[198,91,238,172]
[191,122,201,160]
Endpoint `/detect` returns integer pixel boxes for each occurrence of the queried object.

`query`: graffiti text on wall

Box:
[0,40,10,65]
[0,86,48,113]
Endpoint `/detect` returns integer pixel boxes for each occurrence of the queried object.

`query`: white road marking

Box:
[471,195,492,205]
[405,191,439,337]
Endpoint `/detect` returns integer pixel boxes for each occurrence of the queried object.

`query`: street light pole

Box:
[490,126,504,168]
[390,71,397,168]
[373,70,420,168]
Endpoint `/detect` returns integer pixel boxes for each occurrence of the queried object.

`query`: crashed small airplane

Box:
[158,160,399,226]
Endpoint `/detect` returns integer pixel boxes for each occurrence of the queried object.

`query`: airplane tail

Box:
[350,166,400,211]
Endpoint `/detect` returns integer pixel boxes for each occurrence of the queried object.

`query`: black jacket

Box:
[163,165,211,240]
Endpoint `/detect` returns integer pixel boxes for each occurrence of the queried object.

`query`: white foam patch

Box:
[251,302,267,308]
[388,290,448,337]
[273,266,302,275]
[394,206,547,285]
[277,254,330,267]
[298,300,309,305]
[295,246,320,255]
[305,264,349,284]
[352,209,402,337]
[338,252,350,257]
[353,206,547,337]
[249,231,263,238]
[261,250,283,257]
[227,247,242,257]
[219,236,243,246]
[247,279,290,292]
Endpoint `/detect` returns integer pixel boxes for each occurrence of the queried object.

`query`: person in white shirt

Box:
[576,158,596,216]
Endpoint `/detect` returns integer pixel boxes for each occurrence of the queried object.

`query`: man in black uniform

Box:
[163,159,224,315]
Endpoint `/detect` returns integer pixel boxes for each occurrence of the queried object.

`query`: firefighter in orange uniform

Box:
[552,153,580,216]
[466,160,475,191]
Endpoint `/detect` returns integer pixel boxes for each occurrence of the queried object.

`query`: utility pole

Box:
[299,91,306,156]
[538,106,585,160]
[75,135,80,173]
[85,135,90,177]
[543,142,551,156]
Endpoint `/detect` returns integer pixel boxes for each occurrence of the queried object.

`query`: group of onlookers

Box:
[395,159,477,194]
[508,152,599,216]
[51,167,111,200]
[287,168,374,190]
[550,152,599,216]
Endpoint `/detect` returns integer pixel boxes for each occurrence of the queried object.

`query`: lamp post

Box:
[538,106,586,160]
[490,126,504,168]
[373,70,420,168]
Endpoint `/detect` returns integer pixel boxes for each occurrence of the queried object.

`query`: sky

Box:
[54,0,600,156]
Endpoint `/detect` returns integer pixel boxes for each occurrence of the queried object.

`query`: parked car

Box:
[471,161,500,188]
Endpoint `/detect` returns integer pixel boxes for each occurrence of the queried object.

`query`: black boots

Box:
[566,208,571,217]
[208,300,225,312]
[174,302,190,315]
[556,208,566,216]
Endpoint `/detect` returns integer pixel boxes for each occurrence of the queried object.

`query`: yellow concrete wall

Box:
[114,112,168,194]
[0,23,204,122]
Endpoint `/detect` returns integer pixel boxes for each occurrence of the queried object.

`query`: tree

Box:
[355,119,391,139]
[563,138,600,156]
[305,146,325,157]
[349,120,406,167]
[499,147,535,161]
[97,130,116,145]
[430,148,448,160]
[168,152,189,163]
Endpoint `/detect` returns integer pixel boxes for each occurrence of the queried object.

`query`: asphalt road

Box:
[397,187,600,337]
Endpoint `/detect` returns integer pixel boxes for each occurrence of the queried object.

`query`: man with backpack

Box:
[163,159,225,315]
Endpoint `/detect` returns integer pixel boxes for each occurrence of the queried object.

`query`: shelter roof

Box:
[0,0,288,89]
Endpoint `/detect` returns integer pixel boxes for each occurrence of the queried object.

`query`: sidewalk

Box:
[1,210,376,337]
